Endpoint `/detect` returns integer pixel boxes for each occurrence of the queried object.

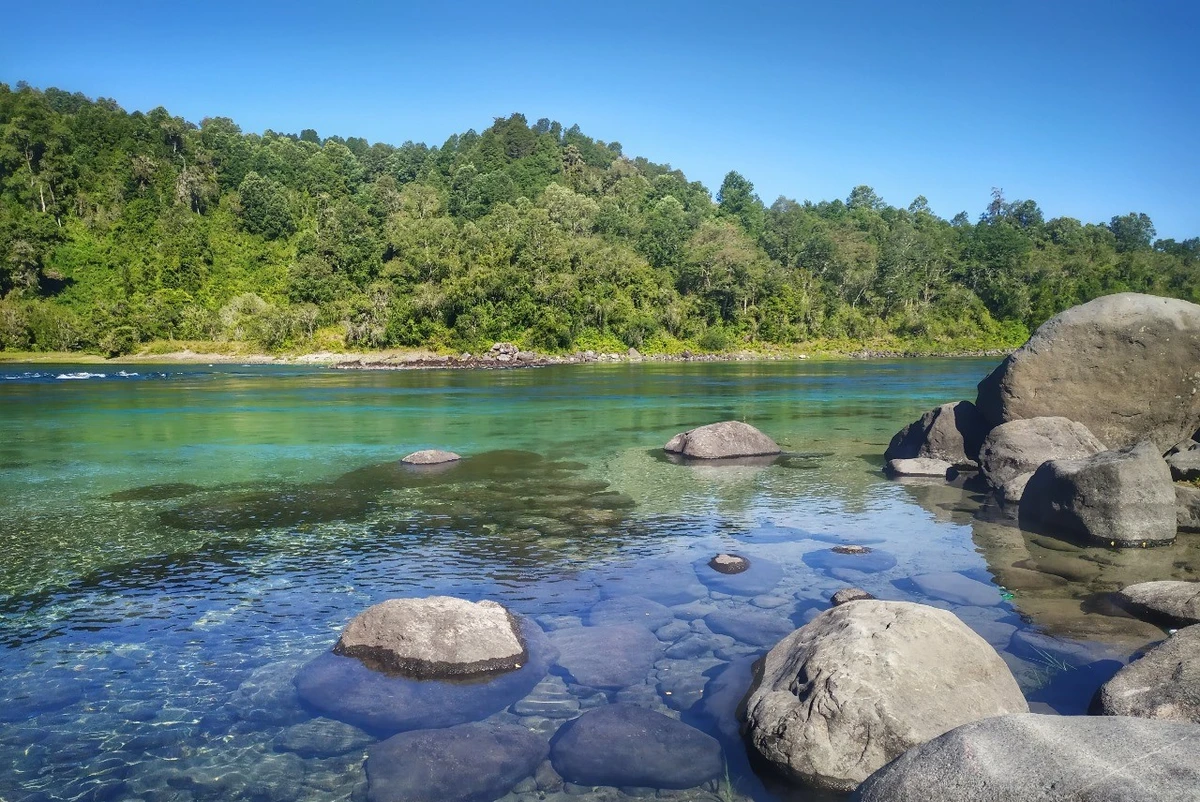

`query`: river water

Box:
[0,360,1191,801]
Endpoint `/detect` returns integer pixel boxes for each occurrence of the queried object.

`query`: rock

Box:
[978,416,1106,490]
[885,457,952,478]
[663,421,781,459]
[884,401,988,469]
[549,625,660,689]
[549,704,723,790]
[1096,626,1200,722]
[586,596,674,630]
[1115,581,1200,628]
[741,600,1028,792]
[976,293,1200,451]
[366,721,547,802]
[910,572,1002,607]
[851,713,1200,802]
[694,555,783,596]
[707,553,749,574]
[1178,484,1200,532]
[274,718,372,758]
[400,450,461,465]
[333,597,526,678]
[803,546,898,576]
[997,471,1034,504]
[295,617,554,736]
[1019,441,1177,547]
[628,347,641,359]
[510,674,581,719]
[704,609,794,648]
[831,588,875,606]
[1167,449,1200,481]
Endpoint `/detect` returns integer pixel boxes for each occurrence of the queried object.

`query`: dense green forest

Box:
[1,81,1197,356]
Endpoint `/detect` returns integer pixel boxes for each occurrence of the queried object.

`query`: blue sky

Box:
[4,1,1197,238]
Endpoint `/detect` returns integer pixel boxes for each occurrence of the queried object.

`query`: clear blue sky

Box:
[4,1,1197,238]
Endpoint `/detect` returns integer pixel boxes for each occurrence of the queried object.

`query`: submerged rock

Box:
[910,572,1002,607]
[548,625,660,689]
[1019,441,1177,547]
[585,596,674,630]
[852,713,1200,802]
[333,597,526,679]
[803,546,898,576]
[1177,484,1200,532]
[366,721,547,802]
[294,616,554,736]
[550,703,723,790]
[741,600,1027,792]
[976,292,1200,451]
[1096,626,1200,722]
[978,416,1105,491]
[663,420,781,459]
[274,717,373,758]
[885,401,987,469]
[694,554,782,596]
[885,457,952,478]
[1115,580,1200,628]
[400,449,461,465]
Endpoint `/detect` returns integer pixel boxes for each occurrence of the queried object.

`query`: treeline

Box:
[1,81,1197,355]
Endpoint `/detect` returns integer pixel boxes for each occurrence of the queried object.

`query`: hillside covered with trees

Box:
[1,81,1197,356]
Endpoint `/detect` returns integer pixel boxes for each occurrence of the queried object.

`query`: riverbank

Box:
[0,339,1015,367]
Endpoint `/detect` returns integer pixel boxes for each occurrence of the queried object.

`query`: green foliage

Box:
[0,80,1196,356]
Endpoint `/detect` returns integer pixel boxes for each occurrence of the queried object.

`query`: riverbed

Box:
[0,360,1190,801]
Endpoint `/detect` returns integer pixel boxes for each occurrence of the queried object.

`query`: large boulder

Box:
[884,401,988,469]
[1018,441,1177,547]
[663,421,781,459]
[976,293,1200,451]
[978,416,1105,492]
[295,616,555,736]
[851,713,1200,802]
[741,600,1027,792]
[1096,626,1200,722]
[1115,581,1200,628]
[549,704,724,790]
[333,597,526,678]
[366,721,548,802]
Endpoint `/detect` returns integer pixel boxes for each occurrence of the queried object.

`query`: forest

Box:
[1,80,1197,356]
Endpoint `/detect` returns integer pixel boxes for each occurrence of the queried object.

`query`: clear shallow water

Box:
[0,361,1193,802]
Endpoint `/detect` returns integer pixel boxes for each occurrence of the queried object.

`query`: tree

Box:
[717,171,764,236]
[1109,212,1156,253]
[237,172,294,239]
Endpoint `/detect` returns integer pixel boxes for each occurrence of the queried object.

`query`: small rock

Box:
[401,450,461,465]
[886,457,951,478]
[707,553,749,574]
[831,588,875,606]
[663,421,781,460]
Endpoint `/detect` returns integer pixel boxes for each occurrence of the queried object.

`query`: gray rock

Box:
[911,572,1001,607]
[550,704,723,790]
[997,470,1034,504]
[885,457,952,478]
[885,401,988,469]
[976,292,1200,451]
[742,600,1028,793]
[831,588,875,606]
[707,553,749,574]
[295,617,554,736]
[1019,441,1177,546]
[400,449,461,465]
[1097,626,1200,722]
[366,721,547,802]
[1178,484,1200,532]
[1167,449,1200,481]
[1115,580,1200,628]
[704,609,794,648]
[549,625,660,689]
[851,713,1200,802]
[694,555,782,596]
[663,421,780,459]
[978,416,1105,489]
[586,596,674,630]
[274,717,372,758]
[334,596,526,678]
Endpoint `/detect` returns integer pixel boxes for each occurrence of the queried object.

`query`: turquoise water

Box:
[0,361,1192,802]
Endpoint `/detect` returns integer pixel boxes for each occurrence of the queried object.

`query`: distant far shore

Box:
[0,340,1013,368]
